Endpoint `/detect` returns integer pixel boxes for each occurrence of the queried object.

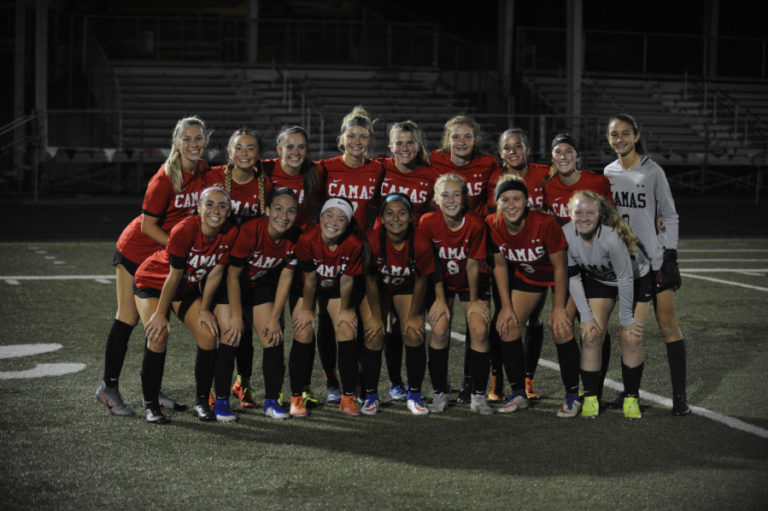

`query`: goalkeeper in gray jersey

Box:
[564,191,653,419]
[603,113,691,416]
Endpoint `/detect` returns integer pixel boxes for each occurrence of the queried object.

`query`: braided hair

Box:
[225,128,266,216]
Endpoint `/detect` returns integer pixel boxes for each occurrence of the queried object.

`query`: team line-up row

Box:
[94,106,692,424]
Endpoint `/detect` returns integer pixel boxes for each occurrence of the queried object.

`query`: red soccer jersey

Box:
[230,216,300,287]
[485,209,567,286]
[262,158,319,231]
[429,150,500,217]
[320,155,384,231]
[134,215,237,299]
[419,210,488,293]
[116,160,208,265]
[205,165,273,222]
[366,226,435,295]
[379,158,438,222]
[487,162,550,212]
[543,169,613,225]
[295,224,364,295]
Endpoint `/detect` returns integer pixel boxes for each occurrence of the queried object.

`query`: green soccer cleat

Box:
[623,397,642,419]
[581,395,599,418]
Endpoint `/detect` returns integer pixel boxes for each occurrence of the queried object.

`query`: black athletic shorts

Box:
[112,249,139,276]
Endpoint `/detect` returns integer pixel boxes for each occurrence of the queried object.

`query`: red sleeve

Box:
[231,219,257,260]
[542,214,568,254]
[414,232,436,276]
[166,218,196,259]
[142,170,175,217]
[467,215,488,261]
[294,230,313,264]
[342,235,364,276]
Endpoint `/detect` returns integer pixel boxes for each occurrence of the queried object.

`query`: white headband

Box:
[321,198,354,223]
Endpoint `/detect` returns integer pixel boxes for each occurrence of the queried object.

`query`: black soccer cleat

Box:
[672,394,691,416]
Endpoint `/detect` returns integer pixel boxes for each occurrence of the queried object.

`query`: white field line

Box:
[682,249,768,252]
[679,258,768,262]
[0,275,116,282]
[680,273,768,292]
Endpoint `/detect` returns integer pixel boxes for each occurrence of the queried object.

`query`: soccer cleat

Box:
[557,393,582,418]
[525,377,541,400]
[193,400,216,421]
[290,395,308,417]
[581,395,600,418]
[214,399,237,423]
[498,391,529,413]
[406,392,429,415]
[388,382,406,401]
[470,394,494,416]
[326,385,342,404]
[456,377,472,404]
[232,377,257,408]
[623,397,642,419]
[95,381,134,416]
[361,394,380,416]
[302,386,319,408]
[672,394,692,416]
[144,404,169,424]
[428,392,449,413]
[339,395,361,416]
[264,398,290,420]
[158,390,186,411]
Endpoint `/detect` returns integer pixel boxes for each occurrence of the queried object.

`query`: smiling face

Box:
[228,134,260,171]
[497,189,527,226]
[343,125,371,159]
[448,123,475,163]
[499,132,529,171]
[570,196,600,239]
[435,180,465,220]
[381,199,411,239]
[551,142,578,176]
[277,132,307,174]
[198,190,231,232]
[267,193,298,237]
[607,119,640,158]
[389,130,419,168]
[175,124,206,170]
[319,207,350,244]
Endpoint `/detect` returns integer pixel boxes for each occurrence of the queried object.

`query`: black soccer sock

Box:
[463,330,471,378]
[580,369,601,397]
[470,349,490,395]
[501,339,525,391]
[141,347,166,407]
[289,340,314,396]
[317,312,339,387]
[597,332,612,400]
[384,329,404,386]
[195,346,217,402]
[337,341,358,395]
[302,337,316,388]
[428,346,449,393]
[621,361,644,398]
[214,344,237,400]
[488,315,504,392]
[524,323,544,379]
[555,338,581,395]
[103,319,134,387]
[405,344,427,393]
[361,346,383,395]
[235,326,254,386]
[262,344,285,400]
[666,339,687,395]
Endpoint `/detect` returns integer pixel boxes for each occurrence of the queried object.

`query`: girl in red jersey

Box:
[358,193,435,416]
[487,175,578,416]
[293,197,366,416]
[420,174,493,415]
[206,128,272,409]
[133,185,238,424]
[225,188,303,419]
[487,128,553,402]
[263,125,322,231]
[317,106,385,402]
[96,115,210,416]
[429,115,501,218]
[378,120,438,401]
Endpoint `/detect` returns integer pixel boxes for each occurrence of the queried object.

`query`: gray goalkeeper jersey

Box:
[563,222,650,327]
[604,155,678,271]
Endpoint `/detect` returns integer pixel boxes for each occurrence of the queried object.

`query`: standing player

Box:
[604,113,691,416]
[359,193,435,415]
[133,185,238,423]
[420,174,493,415]
[316,106,385,402]
[224,188,302,419]
[488,175,578,416]
[378,120,438,401]
[293,197,366,416]
[95,115,210,416]
[206,128,272,409]
[564,191,652,419]
[429,115,500,400]
[487,128,552,402]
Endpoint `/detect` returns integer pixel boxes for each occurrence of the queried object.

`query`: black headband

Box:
[380,192,413,213]
[551,134,579,153]
[495,179,529,201]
